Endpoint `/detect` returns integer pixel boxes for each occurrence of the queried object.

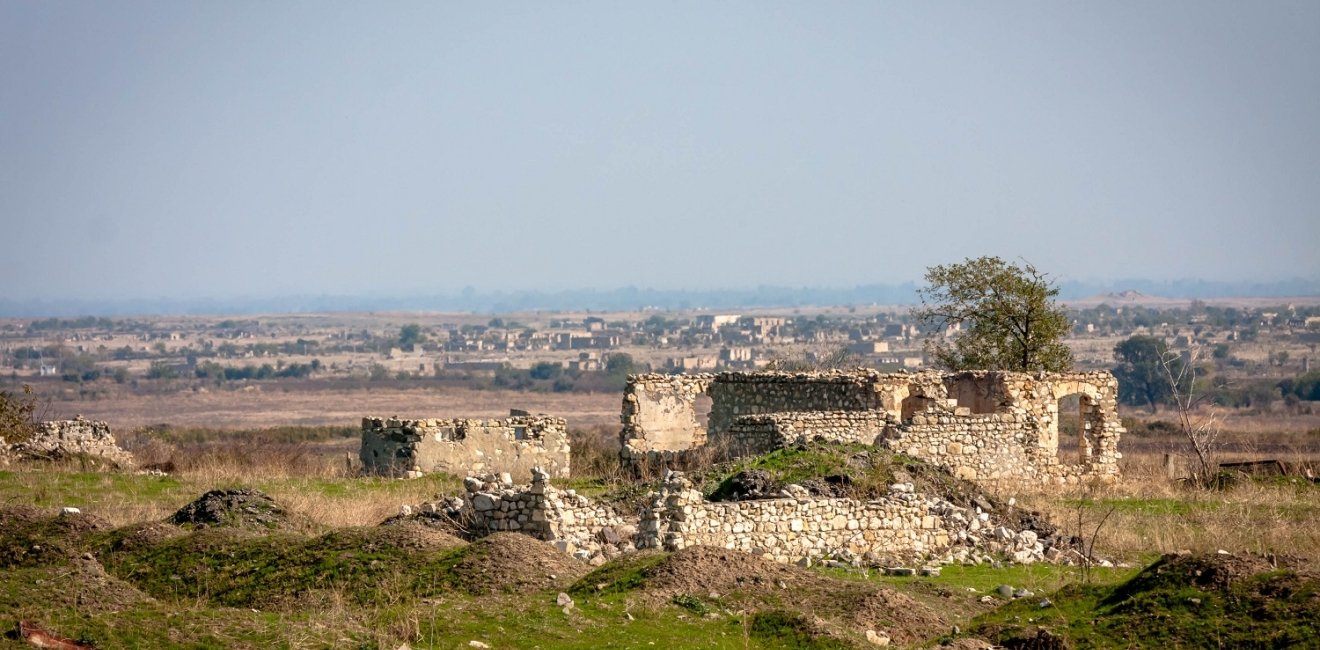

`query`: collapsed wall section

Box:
[638,472,1055,565]
[360,415,569,481]
[3,417,135,467]
[452,469,634,562]
[411,468,1061,567]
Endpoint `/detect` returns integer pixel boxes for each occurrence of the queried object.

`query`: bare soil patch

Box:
[447,532,591,596]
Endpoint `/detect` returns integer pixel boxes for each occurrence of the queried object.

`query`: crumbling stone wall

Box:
[620,374,714,463]
[416,469,1063,567]
[884,371,1124,488]
[3,417,134,467]
[640,476,1057,566]
[705,371,884,435]
[620,369,1125,490]
[621,370,884,465]
[360,415,569,481]
[452,468,634,562]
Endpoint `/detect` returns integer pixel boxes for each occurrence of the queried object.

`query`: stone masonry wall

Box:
[458,468,633,561]
[638,471,1059,566]
[4,417,134,467]
[619,369,1125,491]
[414,468,1059,567]
[704,371,884,438]
[360,415,570,481]
[620,370,884,465]
[724,411,890,456]
[880,371,1124,488]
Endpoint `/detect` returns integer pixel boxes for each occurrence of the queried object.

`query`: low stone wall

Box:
[411,469,635,563]
[360,415,570,481]
[5,418,134,467]
[411,469,1067,567]
[723,411,890,455]
[639,473,1048,566]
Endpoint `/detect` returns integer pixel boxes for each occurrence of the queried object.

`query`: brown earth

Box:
[638,545,957,646]
[447,533,592,596]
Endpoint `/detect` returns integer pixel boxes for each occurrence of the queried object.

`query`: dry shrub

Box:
[570,424,625,481]
[1021,465,1320,567]
[119,426,355,482]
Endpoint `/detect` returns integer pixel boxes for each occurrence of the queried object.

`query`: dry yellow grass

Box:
[1017,445,1320,569]
[38,385,621,431]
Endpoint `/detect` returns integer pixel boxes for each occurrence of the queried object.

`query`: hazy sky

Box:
[3,1,1318,301]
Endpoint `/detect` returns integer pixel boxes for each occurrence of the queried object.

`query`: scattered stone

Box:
[996,584,1014,598]
[168,488,290,530]
[865,629,891,646]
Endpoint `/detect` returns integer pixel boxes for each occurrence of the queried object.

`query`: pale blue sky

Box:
[3,1,1318,301]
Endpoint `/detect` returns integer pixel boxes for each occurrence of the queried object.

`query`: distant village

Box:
[3,298,1320,409]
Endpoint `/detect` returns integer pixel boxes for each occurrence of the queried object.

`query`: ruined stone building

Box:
[1,417,135,467]
[360,414,570,481]
[619,369,1124,489]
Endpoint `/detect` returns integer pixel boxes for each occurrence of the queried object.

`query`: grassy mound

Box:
[100,523,477,609]
[445,532,591,595]
[0,506,111,568]
[967,552,1320,649]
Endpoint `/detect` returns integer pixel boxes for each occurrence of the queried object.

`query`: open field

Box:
[37,385,621,431]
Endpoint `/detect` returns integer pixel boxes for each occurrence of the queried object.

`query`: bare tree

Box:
[1159,345,1220,483]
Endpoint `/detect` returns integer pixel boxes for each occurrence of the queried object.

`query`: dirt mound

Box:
[641,545,830,598]
[974,551,1320,649]
[713,469,782,500]
[1107,551,1310,602]
[380,510,470,539]
[845,587,951,646]
[0,506,112,567]
[638,546,953,645]
[168,488,293,530]
[447,533,588,595]
[50,555,155,614]
[104,522,185,553]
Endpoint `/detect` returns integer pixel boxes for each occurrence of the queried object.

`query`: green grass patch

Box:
[815,560,1141,597]
[966,554,1320,649]
[570,551,668,596]
[0,470,187,510]
[1062,496,1218,516]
